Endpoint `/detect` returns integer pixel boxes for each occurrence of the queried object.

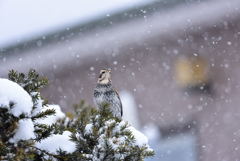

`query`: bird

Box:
[93,69,123,118]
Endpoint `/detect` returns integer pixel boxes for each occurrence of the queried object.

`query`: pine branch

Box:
[32,109,56,120]
[29,145,65,160]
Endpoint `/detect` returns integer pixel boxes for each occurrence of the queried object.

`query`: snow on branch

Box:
[0,78,33,117]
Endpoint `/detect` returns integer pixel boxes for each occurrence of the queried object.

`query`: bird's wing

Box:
[114,89,123,117]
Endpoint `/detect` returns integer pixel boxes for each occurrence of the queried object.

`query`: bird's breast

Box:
[94,90,104,104]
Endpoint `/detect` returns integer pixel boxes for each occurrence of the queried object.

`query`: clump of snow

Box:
[0,96,10,108]
[35,104,65,125]
[0,78,33,117]
[35,131,76,154]
[10,119,36,143]
[85,123,93,135]
[127,126,149,146]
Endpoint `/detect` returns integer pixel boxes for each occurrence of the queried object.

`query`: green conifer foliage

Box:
[64,103,154,161]
[0,70,56,160]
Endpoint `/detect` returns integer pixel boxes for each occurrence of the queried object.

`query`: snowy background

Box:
[1,0,240,160]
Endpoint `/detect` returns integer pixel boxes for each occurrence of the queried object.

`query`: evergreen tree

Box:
[0,69,56,160]
[0,70,154,161]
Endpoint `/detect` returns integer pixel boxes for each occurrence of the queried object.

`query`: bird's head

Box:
[97,69,112,84]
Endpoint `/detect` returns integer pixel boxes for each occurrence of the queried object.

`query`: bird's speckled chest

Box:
[94,90,104,104]
[93,83,122,118]
[94,89,114,104]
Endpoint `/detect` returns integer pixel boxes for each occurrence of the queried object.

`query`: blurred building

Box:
[1,0,240,160]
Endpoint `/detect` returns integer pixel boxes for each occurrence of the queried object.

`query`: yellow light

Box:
[175,56,209,88]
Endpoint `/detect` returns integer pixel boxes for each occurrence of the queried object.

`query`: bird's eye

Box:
[102,71,105,74]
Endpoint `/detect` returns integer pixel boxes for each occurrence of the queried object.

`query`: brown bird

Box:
[93,69,122,118]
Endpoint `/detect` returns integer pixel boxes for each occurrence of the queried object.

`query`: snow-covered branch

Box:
[0,70,154,161]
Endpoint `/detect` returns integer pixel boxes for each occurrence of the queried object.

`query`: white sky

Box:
[0,0,150,48]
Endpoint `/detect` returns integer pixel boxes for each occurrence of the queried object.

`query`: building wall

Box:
[40,19,240,161]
